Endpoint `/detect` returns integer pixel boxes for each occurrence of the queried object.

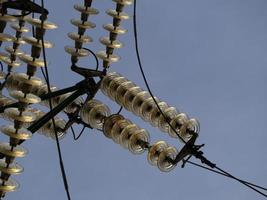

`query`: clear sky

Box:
[1,0,267,200]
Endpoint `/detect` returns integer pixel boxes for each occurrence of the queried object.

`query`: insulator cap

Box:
[119,124,139,149]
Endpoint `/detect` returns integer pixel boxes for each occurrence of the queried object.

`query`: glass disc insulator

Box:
[147,141,168,166]
[80,100,111,129]
[115,81,135,106]
[0,178,19,192]
[0,143,28,158]
[150,101,168,127]
[157,146,178,172]
[140,97,159,121]
[128,129,150,154]
[180,118,200,142]
[168,113,188,138]
[131,91,149,116]
[0,159,23,175]
[119,124,139,149]
[122,86,142,111]
[159,107,179,133]
[103,114,124,139]
[111,119,131,144]
[107,76,127,100]
[101,72,120,96]
[0,125,32,140]
[4,108,36,123]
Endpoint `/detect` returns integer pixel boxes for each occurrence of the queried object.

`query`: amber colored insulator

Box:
[122,86,142,111]
[149,101,168,127]
[180,118,200,142]
[119,124,139,149]
[131,91,149,116]
[128,129,150,154]
[80,99,111,129]
[103,114,124,139]
[111,119,131,144]
[158,107,179,133]
[147,141,168,166]
[0,178,19,193]
[107,76,127,100]
[26,18,58,30]
[168,113,189,138]
[140,97,159,122]
[157,146,178,172]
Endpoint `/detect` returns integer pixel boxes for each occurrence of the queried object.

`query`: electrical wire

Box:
[71,125,86,141]
[133,0,267,198]
[117,106,123,114]
[82,47,99,71]
[0,61,3,72]
[40,1,71,200]
[187,161,267,192]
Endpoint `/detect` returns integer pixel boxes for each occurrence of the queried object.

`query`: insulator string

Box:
[132,0,267,198]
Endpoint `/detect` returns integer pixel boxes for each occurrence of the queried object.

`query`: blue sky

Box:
[1,0,267,199]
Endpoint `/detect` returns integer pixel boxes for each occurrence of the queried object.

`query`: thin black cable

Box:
[133,0,267,198]
[0,61,3,71]
[71,125,86,141]
[82,47,99,70]
[187,161,267,192]
[40,1,71,200]
[31,0,35,37]
[214,165,267,198]
[117,106,123,114]
[133,0,187,145]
